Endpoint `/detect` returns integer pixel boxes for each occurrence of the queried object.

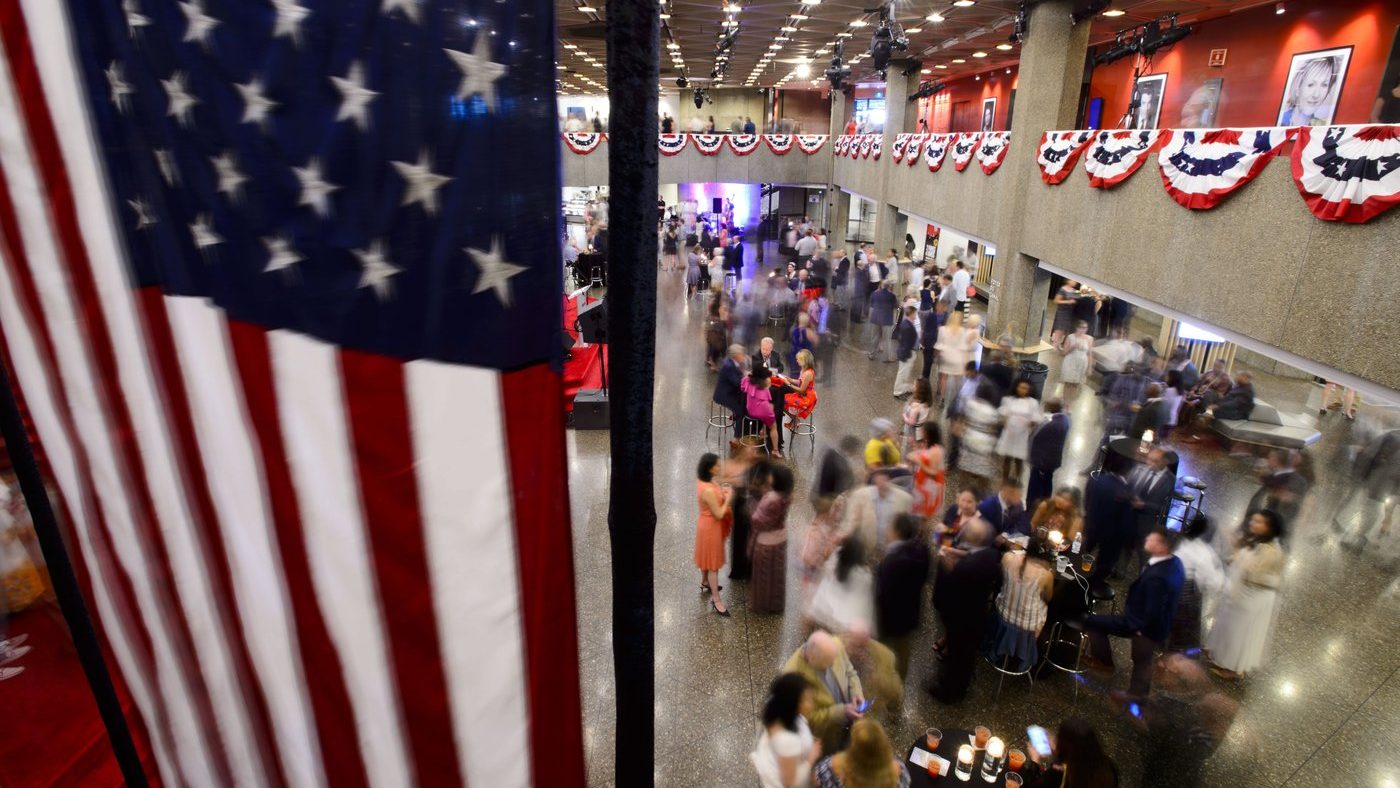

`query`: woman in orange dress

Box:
[694,453,734,616]
[783,349,818,430]
[909,420,946,538]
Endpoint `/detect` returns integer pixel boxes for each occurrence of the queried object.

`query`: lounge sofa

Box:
[1211,400,1321,450]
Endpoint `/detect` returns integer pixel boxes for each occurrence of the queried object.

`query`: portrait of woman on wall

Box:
[1277,46,1352,126]
[1372,27,1400,124]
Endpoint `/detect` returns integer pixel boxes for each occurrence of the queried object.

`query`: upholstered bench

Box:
[1212,400,1321,450]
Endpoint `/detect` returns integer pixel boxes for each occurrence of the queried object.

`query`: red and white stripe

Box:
[0,4,583,788]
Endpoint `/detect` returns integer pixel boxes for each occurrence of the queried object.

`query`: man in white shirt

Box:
[794,230,818,267]
[950,260,972,312]
[1094,329,1144,375]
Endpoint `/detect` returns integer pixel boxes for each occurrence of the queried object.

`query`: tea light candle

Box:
[986,737,1004,759]
[1141,429,1155,445]
[955,744,975,781]
[982,737,1005,782]
[1048,530,1064,549]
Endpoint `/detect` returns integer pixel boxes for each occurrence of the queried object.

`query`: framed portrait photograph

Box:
[1277,46,1352,126]
[1178,77,1224,127]
[1131,73,1167,129]
[980,97,997,132]
[1374,27,1400,123]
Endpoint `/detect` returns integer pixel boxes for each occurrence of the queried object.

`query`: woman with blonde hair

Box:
[1279,56,1340,126]
[812,718,909,788]
[934,311,968,403]
[1030,487,1084,543]
[785,348,819,432]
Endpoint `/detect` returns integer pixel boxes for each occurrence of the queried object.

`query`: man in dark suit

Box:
[1127,448,1176,568]
[927,519,1001,703]
[979,350,1015,406]
[713,344,748,440]
[1085,527,1185,698]
[977,480,1026,537]
[1084,452,1136,593]
[1026,399,1070,513]
[919,305,942,381]
[876,513,931,678]
[892,306,920,398]
[752,336,785,375]
[1129,383,1168,440]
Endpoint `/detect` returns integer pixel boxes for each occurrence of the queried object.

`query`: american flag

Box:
[0,0,583,786]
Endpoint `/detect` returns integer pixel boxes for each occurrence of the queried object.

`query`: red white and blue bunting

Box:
[796,134,828,154]
[858,135,875,159]
[891,133,910,163]
[562,132,605,154]
[925,133,954,171]
[1036,130,1095,185]
[872,135,883,160]
[1084,130,1163,189]
[692,133,725,155]
[951,132,981,172]
[1291,124,1400,223]
[765,134,795,154]
[906,133,926,167]
[658,133,688,156]
[977,132,1011,175]
[727,134,761,155]
[1158,127,1292,210]
[838,135,854,156]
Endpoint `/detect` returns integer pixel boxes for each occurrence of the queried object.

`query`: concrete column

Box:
[871,68,910,258]
[986,0,1090,343]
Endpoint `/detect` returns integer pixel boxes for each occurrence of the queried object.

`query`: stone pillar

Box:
[824,91,848,252]
[986,0,1090,344]
[871,68,910,258]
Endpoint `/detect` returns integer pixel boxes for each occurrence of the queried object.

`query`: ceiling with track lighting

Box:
[556,0,1277,94]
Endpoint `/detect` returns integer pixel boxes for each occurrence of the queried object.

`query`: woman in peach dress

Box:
[695,453,734,616]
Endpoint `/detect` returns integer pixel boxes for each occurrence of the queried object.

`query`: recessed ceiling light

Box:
[952,0,975,6]
[975,74,980,80]
[563,42,577,49]
[724,3,742,11]
[1103,5,1126,16]
[927,12,944,22]
[935,64,947,69]
[920,68,930,73]
[1005,67,1011,73]
[660,13,670,18]
[836,31,853,38]
[850,18,867,27]
[905,27,922,34]
[781,26,797,31]
[791,14,808,20]
[951,58,966,63]
[576,5,596,12]
[996,43,1013,50]
[776,36,790,41]
[972,51,987,57]
[801,0,820,5]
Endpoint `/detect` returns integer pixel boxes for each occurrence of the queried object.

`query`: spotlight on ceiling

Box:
[825,39,852,90]
[868,2,909,77]
[1275,2,1285,13]
[676,76,689,87]
[693,88,707,108]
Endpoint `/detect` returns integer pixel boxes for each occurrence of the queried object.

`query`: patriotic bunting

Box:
[1084,130,1163,189]
[858,135,874,159]
[764,134,795,154]
[562,132,605,154]
[977,132,1011,175]
[907,133,926,166]
[796,134,828,154]
[1036,130,1095,185]
[835,135,850,156]
[658,133,688,155]
[691,133,725,155]
[891,133,910,162]
[951,132,981,172]
[925,133,954,171]
[871,135,883,160]
[1291,124,1400,223]
[1158,127,1293,210]
[726,134,760,155]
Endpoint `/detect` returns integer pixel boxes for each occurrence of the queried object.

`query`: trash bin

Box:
[1018,360,1049,400]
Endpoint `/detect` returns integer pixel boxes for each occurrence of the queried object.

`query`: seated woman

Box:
[937,487,983,548]
[1030,487,1084,544]
[983,536,1054,673]
[784,348,819,432]
[743,365,782,458]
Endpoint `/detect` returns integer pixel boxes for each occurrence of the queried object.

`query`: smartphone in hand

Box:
[1027,725,1052,759]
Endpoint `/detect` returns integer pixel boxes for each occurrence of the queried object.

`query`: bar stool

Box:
[740,418,770,456]
[1181,476,1207,521]
[723,271,738,295]
[706,400,734,448]
[787,409,817,458]
[1037,617,1090,706]
[1089,586,1118,616]
[1166,489,1198,531]
[983,652,1034,704]
[767,302,786,328]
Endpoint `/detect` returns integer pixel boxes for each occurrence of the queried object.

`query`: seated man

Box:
[713,344,748,440]
[1207,372,1255,421]
[782,630,866,752]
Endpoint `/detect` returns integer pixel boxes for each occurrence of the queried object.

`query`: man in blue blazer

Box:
[977,479,1026,537]
[1084,527,1185,698]
[712,344,748,440]
[1084,452,1136,593]
[1026,399,1070,513]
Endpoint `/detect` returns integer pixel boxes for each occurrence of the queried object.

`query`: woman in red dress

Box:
[909,420,946,538]
[783,349,818,430]
[694,453,734,616]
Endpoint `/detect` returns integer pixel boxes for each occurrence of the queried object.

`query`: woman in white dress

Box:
[965,313,985,369]
[934,311,969,403]
[1206,510,1285,679]
[996,379,1041,483]
[1058,320,1093,403]
[752,673,821,788]
[806,539,874,635]
[957,382,1003,488]
[1168,512,1227,652]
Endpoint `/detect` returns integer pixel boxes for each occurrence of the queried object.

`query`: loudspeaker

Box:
[712,197,723,215]
[577,298,609,344]
[572,389,610,429]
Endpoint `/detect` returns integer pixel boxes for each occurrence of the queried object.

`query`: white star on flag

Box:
[106,61,134,114]
[210,151,247,201]
[465,236,526,308]
[262,234,302,273]
[154,148,179,185]
[392,150,452,215]
[355,240,402,301]
[293,157,339,217]
[270,0,311,43]
[123,0,151,37]
[190,214,224,250]
[128,198,156,230]
[235,78,278,129]
[180,0,220,47]
[162,71,199,127]
[331,61,378,130]
[444,31,506,111]
[381,0,421,24]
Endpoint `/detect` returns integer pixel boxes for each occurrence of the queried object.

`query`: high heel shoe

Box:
[710,600,731,617]
[699,583,723,593]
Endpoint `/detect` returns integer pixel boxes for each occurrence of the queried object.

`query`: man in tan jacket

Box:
[842,471,912,563]
[782,630,865,751]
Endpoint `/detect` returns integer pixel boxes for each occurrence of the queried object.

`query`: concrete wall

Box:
[883,151,1011,247]
[561,136,828,188]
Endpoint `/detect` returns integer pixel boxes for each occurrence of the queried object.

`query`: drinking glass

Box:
[1005,773,1024,787]
[925,727,942,750]
[973,726,991,749]
[1007,749,1026,772]
[1081,553,1096,574]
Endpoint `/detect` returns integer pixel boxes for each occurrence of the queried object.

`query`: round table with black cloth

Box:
[1106,437,1179,474]
[904,728,1019,786]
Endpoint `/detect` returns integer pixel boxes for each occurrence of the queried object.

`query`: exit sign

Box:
[1208,48,1227,67]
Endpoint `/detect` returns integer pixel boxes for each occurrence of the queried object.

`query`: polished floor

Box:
[565,267,1400,788]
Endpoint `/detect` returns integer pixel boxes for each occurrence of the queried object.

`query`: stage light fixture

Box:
[1071,0,1108,24]
[676,76,688,87]
[693,88,706,108]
